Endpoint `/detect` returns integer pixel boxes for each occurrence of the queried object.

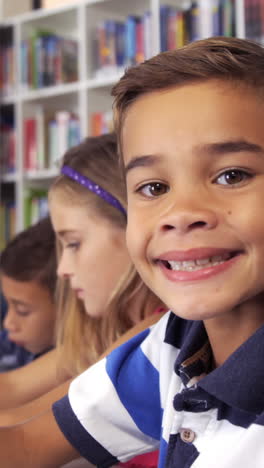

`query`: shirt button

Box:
[179,428,196,443]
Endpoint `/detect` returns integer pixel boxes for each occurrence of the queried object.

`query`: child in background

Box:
[0,217,57,371]
[0,36,261,467]
[48,133,163,466]
[0,292,7,322]
[49,134,163,379]
[0,134,163,468]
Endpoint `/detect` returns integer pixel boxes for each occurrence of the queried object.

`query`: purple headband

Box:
[61,165,126,216]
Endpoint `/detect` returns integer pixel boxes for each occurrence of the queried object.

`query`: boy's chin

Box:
[164,297,235,322]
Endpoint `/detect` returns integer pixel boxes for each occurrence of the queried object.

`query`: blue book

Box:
[104,20,116,67]
[68,118,81,148]
[38,197,49,220]
[189,1,200,42]
[212,0,221,36]
[125,15,139,66]
[115,21,125,67]
[160,5,171,52]
[46,36,58,86]
[20,40,28,88]
[35,36,43,88]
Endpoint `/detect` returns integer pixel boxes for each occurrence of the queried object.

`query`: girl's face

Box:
[50,193,130,318]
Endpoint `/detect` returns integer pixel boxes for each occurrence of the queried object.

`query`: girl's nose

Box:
[57,253,73,279]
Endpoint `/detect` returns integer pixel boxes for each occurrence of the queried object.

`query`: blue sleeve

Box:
[52,313,173,466]
[0,329,34,371]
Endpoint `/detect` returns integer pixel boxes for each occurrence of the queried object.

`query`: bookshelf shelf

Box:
[20,82,81,101]
[10,2,80,24]
[86,71,125,89]
[24,168,59,180]
[0,0,248,244]
[1,173,18,183]
[1,95,17,105]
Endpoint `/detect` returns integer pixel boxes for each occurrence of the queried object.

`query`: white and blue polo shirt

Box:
[53,311,264,467]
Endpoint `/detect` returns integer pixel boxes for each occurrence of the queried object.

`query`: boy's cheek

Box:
[126,222,143,263]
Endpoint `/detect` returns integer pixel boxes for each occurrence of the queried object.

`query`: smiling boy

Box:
[0,36,264,468]
[51,37,264,467]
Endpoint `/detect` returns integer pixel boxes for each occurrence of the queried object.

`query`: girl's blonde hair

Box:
[50,134,161,376]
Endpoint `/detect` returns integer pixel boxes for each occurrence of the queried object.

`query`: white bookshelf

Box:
[0,0,246,237]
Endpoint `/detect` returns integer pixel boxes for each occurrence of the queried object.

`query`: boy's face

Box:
[123,80,264,321]
[1,275,56,354]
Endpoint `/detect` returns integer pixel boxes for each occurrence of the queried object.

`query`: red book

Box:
[90,112,103,136]
[24,118,37,170]
[135,18,144,64]
[168,10,177,50]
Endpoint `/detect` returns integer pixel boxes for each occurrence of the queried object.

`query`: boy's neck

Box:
[204,296,264,368]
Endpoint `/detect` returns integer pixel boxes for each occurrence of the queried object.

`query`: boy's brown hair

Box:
[0,216,56,298]
[112,37,264,152]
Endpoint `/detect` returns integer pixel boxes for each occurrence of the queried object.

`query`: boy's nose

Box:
[157,197,218,235]
[3,309,19,333]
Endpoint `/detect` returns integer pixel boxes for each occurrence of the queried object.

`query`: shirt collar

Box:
[198,323,264,414]
[169,314,264,414]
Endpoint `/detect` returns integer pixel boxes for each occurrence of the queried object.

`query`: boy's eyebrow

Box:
[125,155,162,175]
[199,139,264,156]
[124,140,263,175]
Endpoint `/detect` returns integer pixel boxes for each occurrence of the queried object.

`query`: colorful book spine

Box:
[19,31,78,89]
[0,45,15,96]
[0,115,15,173]
[0,202,16,249]
[189,1,201,42]
[125,15,139,66]
[24,189,49,228]
[24,118,37,170]
[23,110,80,170]
[90,110,113,137]
[160,5,171,52]
[143,11,152,60]
[115,22,126,67]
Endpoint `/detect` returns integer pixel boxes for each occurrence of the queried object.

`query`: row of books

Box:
[1,1,262,95]
[0,46,15,97]
[93,1,236,76]
[0,202,15,250]
[160,1,236,51]
[245,0,264,44]
[0,191,49,248]
[24,109,81,170]
[24,189,49,227]
[0,118,15,174]
[20,31,78,90]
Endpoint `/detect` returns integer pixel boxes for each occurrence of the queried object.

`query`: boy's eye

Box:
[138,182,169,197]
[215,169,252,186]
[15,308,31,317]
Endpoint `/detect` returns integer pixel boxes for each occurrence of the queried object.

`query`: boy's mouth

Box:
[156,249,241,273]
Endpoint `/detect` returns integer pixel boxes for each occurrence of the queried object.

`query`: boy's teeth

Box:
[196,258,209,265]
[167,254,230,271]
